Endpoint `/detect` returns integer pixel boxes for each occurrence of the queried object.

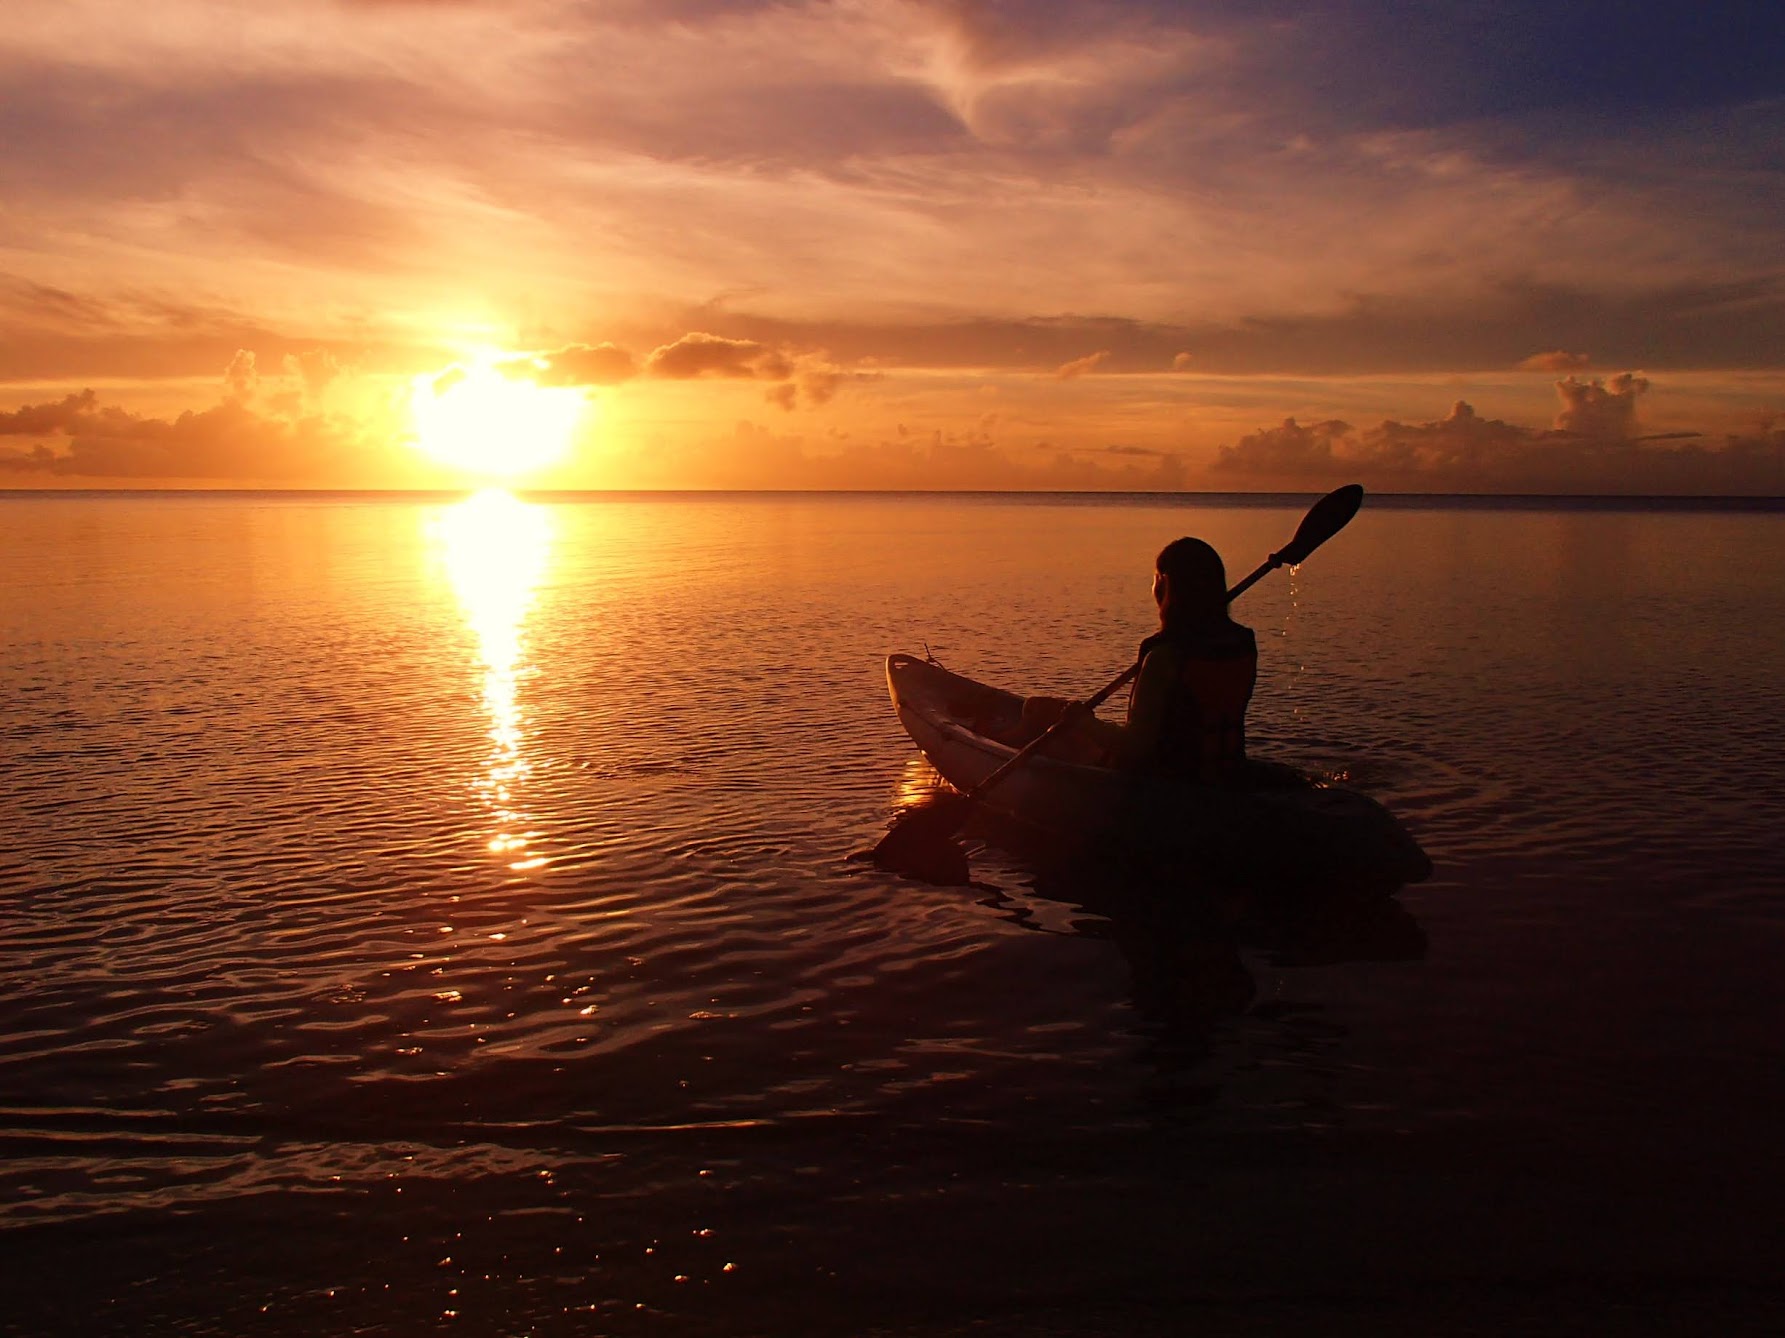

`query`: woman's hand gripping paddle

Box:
[868,484,1365,883]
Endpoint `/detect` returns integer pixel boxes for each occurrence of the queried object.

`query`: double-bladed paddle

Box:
[869,484,1366,883]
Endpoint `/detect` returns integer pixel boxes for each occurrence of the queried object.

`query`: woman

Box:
[1020,537,1257,779]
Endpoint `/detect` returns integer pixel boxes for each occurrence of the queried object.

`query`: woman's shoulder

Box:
[1143,619,1255,662]
[1189,618,1256,656]
[1138,632,1181,668]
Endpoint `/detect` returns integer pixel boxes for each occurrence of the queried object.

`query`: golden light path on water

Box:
[432,488,555,870]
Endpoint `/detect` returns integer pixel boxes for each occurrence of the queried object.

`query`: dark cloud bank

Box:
[3,361,1780,493]
[1214,376,1784,494]
[0,388,380,482]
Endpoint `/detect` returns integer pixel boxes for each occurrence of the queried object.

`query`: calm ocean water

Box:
[3,490,1783,1336]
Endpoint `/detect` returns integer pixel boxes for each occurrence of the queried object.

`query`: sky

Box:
[2,0,1782,492]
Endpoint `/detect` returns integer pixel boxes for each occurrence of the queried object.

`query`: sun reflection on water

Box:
[433,489,555,869]
[891,755,954,813]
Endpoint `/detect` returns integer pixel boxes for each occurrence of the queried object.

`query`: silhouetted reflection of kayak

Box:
[887,652,1433,895]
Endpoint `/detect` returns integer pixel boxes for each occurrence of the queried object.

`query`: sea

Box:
[2,489,1782,1336]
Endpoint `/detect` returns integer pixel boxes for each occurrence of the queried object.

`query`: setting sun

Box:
[410,360,587,479]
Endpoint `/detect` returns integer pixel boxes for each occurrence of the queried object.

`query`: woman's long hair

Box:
[1155,537,1229,630]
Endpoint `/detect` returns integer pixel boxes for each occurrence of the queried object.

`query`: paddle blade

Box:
[1275,483,1363,566]
[866,795,974,884]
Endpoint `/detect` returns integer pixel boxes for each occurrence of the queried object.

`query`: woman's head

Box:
[1154,537,1227,625]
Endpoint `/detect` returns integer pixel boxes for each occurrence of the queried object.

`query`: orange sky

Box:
[2,1,1781,492]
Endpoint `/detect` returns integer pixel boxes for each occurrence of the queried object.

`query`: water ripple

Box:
[2,493,1782,1294]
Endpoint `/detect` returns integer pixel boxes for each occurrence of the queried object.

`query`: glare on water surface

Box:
[432,489,556,868]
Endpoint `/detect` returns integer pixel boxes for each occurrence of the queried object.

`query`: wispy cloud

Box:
[1052,351,1111,380]
[1519,350,1590,372]
[6,3,1777,347]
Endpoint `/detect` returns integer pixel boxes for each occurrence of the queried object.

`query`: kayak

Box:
[885,652,1433,892]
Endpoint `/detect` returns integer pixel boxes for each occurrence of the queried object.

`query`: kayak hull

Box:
[885,652,1432,891]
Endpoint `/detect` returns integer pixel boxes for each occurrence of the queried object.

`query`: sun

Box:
[410,357,587,480]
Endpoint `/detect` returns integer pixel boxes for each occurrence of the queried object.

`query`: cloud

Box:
[0,389,114,437]
[0,278,122,334]
[3,5,1782,499]
[1213,395,1567,483]
[0,63,444,276]
[796,363,844,406]
[411,333,869,419]
[284,347,343,397]
[630,332,870,412]
[1209,374,1781,492]
[683,312,1197,373]
[607,411,1193,490]
[0,276,446,383]
[1553,372,1648,439]
[0,369,394,482]
[1519,349,1590,371]
[497,342,637,386]
[1214,416,1354,476]
[894,0,1214,155]
[759,357,880,412]
[644,332,791,381]
[1053,350,1111,379]
[678,279,1785,377]
[1359,400,1542,476]
[224,349,259,401]
[2,1,1781,399]
[219,344,350,414]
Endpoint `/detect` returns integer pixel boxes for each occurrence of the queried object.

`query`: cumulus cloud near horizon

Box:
[1212,375,1782,493]
[0,353,390,481]
[6,360,1777,492]
[0,332,876,479]
[1553,372,1648,439]
[224,350,259,401]
[0,391,377,481]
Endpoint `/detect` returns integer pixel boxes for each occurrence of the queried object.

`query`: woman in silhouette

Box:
[1022,537,1257,779]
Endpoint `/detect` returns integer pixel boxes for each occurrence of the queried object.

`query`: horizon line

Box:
[4,486,1782,507]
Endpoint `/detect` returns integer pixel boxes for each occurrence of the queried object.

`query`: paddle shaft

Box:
[949,485,1363,810]
[1224,552,1285,604]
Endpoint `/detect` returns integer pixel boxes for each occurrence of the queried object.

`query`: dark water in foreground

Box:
[2,491,1783,1336]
